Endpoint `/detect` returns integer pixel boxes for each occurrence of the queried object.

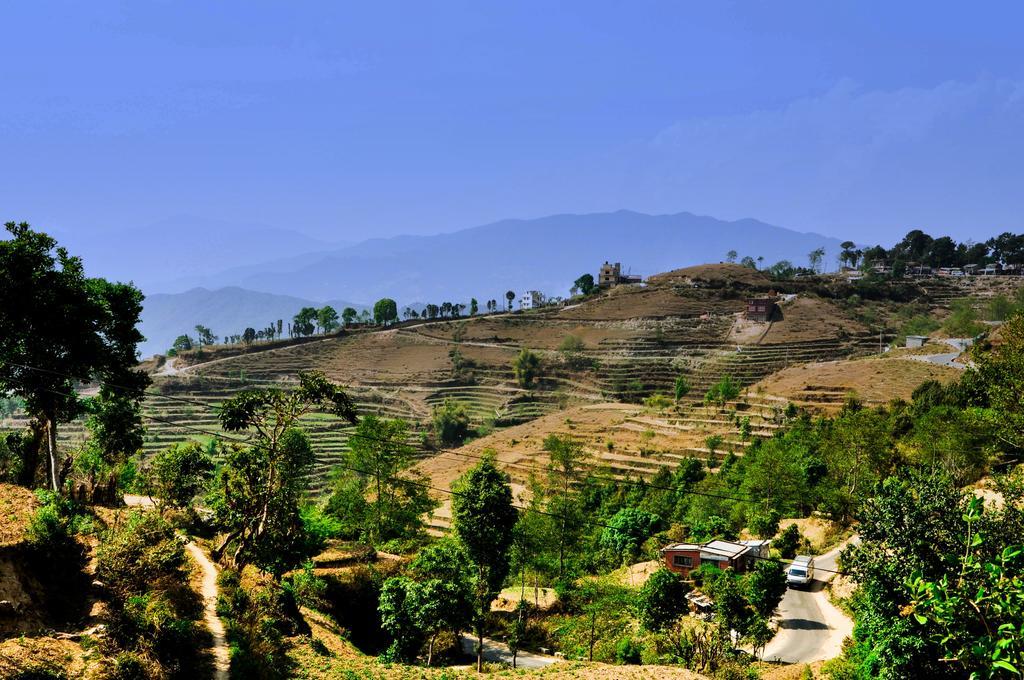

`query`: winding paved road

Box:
[761,541,855,664]
[459,635,560,669]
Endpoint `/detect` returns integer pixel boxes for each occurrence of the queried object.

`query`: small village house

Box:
[744,297,778,323]
[598,261,643,288]
[906,335,929,348]
[660,539,766,579]
[520,290,545,310]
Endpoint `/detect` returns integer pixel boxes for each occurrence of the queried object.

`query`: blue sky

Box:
[3,1,1024,246]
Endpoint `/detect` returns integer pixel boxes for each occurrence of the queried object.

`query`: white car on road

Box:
[786,555,815,588]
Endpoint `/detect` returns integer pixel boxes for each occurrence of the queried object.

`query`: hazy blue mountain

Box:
[175,210,846,303]
[138,286,365,358]
[51,215,347,293]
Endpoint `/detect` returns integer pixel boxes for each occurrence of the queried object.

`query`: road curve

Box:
[761,541,855,664]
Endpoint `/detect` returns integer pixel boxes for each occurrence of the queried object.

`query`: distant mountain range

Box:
[52,215,349,293]
[133,210,846,357]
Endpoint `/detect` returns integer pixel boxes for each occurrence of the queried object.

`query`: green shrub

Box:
[615,637,643,664]
[432,398,472,446]
[513,348,542,388]
[96,512,186,600]
[643,393,673,410]
[286,561,328,610]
[108,652,148,680]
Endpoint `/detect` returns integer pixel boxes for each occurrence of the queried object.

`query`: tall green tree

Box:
[374,298,398,325]
[143,441,215,515]
[342,415,435,544]
[317,305,339,333]
[542,434,588,578]
[842,471,968,679]
[292,307,317,336]
[637,567,690,631]
[194,324,216,347]
[451,453,518,671]
[0,222,149,491]
[574,273,596,295]
[341,306,359,326]
[211,371,357,576]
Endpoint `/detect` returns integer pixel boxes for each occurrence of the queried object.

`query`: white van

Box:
[786,555,815,588]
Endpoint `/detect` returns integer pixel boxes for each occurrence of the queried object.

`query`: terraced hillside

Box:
[7,263,999,497]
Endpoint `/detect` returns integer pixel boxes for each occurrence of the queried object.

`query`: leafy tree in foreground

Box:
[451,453,517,672]
[0,221,149,491]
[599,507,660,565]
[744,558,787,619]
[909,496,1024,678]
[211,371,357,576]
[542,434,588,578]
[637,567,690,631]
[342,415,435,544]
[143,440,215,515]
[408,538,473,665]
[841,471,968,679]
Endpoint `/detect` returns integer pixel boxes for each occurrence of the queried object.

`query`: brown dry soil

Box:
[758,296,867,344]
[752,356,960,411]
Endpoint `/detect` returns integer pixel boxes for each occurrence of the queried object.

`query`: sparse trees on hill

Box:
[432,399,472,447]
[505,290,516,311]
[574,273,596,296]
[317,305,339,333]
[740,255,757,269]
[171,334,194,354]
[374,298,398,326]
[726,250,738,263]
[292,306,317,336]
[242,327,257,345]
[342,306,359,326]
[469,298,478,315]
[194,324,216,348]
[808,247,826,273]
[840,240,861,269]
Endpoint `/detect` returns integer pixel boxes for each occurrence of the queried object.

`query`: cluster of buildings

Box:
[517,261,645,312]
[848,262,1018,280]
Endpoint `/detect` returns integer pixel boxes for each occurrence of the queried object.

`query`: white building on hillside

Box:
[520,290,545,310]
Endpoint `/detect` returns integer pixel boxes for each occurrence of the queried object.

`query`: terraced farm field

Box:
[5,263,996,498]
